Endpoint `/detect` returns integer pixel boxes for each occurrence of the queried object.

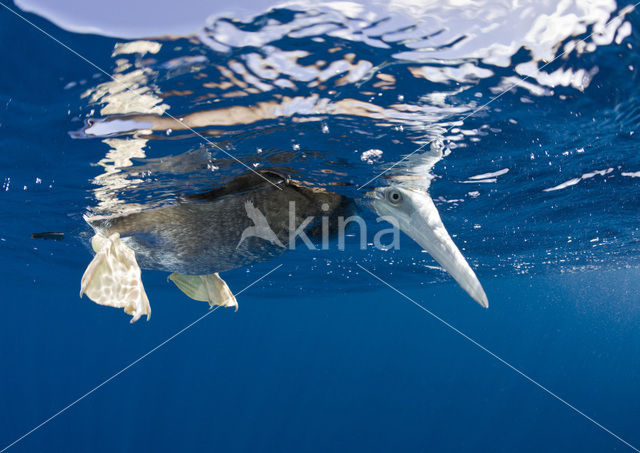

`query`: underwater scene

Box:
[1,0,639,451]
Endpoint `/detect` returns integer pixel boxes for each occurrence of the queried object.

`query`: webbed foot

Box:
[168,273,238,311]
[80,233,151,323]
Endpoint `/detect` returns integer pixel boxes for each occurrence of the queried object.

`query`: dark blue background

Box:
[2,262,640,452]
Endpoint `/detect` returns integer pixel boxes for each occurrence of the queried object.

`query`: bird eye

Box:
[386,188,403,205]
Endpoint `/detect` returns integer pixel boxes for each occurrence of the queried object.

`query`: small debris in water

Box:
[361,149,383,164]
[31,232,64,241]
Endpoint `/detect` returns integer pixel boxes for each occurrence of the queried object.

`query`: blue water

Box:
[1,0,640,451]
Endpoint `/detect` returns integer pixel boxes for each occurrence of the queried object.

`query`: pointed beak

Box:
[372,187,488,308]
[404,198,489,307]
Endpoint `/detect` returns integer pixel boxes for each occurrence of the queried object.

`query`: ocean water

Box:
[1,0,640,451]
